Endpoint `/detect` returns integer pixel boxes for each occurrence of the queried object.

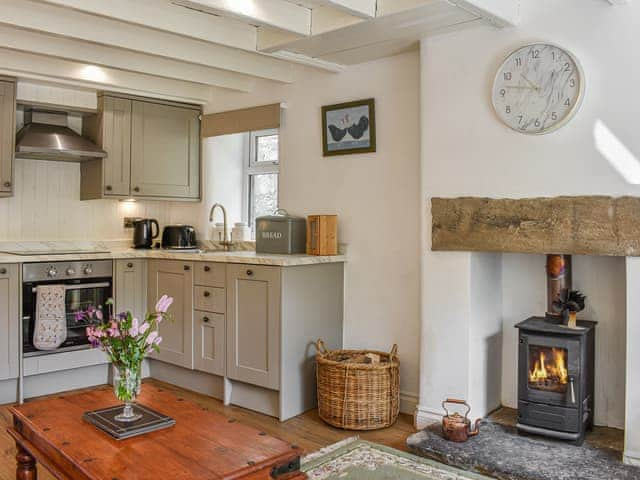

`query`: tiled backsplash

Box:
[0,159,192,241]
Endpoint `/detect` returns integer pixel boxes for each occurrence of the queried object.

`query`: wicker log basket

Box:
[315,339,400,430]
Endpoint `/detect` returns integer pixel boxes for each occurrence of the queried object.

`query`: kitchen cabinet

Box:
[194,311,225,376]
[226,265,281,390]
[130,100,200,199]
[81,93,201,201]
[115,259,147,321]
[147,260,194,369]
[0,265,19,380]
[0,78,16,197]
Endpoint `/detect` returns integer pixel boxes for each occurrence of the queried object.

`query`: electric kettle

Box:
[133,219,159,249]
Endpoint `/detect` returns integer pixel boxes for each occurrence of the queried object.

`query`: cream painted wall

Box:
[419,0,637,436]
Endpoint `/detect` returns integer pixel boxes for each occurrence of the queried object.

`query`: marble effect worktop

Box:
[0,241,346,266]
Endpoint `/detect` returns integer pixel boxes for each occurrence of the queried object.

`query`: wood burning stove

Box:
[516,316,596,445]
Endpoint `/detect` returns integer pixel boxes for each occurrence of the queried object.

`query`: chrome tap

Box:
[209,203,233,249]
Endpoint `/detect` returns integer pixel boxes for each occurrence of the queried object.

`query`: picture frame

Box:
[322,98,376,156]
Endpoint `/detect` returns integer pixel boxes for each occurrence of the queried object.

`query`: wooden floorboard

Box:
[0,379,416,480]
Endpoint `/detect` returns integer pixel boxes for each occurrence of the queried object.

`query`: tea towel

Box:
[33,285,67,350]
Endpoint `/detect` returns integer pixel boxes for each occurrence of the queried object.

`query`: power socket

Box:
[124,217,142,228]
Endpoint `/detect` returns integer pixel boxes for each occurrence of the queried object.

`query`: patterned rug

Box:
[302,437,491,479]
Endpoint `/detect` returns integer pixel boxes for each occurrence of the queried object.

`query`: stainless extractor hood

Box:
[15,110,107,162]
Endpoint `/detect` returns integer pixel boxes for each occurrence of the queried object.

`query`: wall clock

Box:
[492,43,585,135]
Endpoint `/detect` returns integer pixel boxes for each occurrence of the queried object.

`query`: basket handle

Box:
[315,339,329,356]
[389,344,399,359]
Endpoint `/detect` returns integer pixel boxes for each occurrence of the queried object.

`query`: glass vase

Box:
[113,363,143,422]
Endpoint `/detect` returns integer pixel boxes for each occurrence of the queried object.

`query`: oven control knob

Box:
[84,266,93,275]
[66,268,76,276]
[47,267,58,277]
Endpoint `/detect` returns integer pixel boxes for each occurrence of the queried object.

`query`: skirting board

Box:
[400,392,419,416]
[414,405,444,430]
[624,450,640,466]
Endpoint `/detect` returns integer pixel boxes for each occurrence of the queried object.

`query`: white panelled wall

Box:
[418,0,640,464]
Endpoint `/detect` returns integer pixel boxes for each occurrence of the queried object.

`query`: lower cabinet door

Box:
[147,260,194,369]
[193,311,225,376]
[115,259,147,321]
[226,264,281,390]
[0,265,19,380]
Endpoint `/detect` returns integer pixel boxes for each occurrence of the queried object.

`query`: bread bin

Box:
[256,209,306,254]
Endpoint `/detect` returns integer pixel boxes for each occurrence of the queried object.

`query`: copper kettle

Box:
[442,399,480,442]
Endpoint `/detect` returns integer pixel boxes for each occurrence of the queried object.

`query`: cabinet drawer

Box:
[194,262,225,287]
[195,286,225,313]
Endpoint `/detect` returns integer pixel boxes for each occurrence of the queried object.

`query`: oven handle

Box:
[31,281,111,293]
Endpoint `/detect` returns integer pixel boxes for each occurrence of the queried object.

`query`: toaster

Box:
[161,225,197,250]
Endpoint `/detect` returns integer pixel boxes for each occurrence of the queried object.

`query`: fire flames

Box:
[529,348,568,385]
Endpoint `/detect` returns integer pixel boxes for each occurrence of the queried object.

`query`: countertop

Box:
[0,243,346,267]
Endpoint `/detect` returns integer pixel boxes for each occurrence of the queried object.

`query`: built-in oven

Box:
[22,260,113,356]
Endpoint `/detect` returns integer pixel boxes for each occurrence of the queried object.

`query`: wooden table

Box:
[7,385,306,480]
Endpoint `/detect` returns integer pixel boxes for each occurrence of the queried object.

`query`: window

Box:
[245,129,279,232]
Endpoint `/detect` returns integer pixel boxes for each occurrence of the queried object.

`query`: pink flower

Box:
[153,336,162,346]
[129,317,140,337]
[139,322,150,335]
[155,295,173,313]
[146,331,158,345]
[95,309,104,321]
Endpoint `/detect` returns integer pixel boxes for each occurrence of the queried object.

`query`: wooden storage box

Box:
[307,215,338,255]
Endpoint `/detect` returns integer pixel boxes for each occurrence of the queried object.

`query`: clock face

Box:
[492,43,584,134]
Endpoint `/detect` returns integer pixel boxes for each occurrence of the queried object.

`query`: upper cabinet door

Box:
[130,101,200,199]
[0,80,16,196]
[102,96,132,197]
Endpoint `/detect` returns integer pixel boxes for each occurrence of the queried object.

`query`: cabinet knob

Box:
[3,181,10,188]
[133,186,140,192]
[203,291,211,297]
[203,316,210,323]
[246,269,254,277]
[127,262,134,268]
[204,265,211,272]
[0,268,6,275]
[184,265,190,271]
[105,185,113,191]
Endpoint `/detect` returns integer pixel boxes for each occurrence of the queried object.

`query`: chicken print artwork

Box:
[322,98,376,156]
[492,43,585,135]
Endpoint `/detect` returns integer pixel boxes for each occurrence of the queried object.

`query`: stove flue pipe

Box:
[546,254,572,317]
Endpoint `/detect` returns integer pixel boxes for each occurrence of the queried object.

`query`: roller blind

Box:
[201,103,281,138]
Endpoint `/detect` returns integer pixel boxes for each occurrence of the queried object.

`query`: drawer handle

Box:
[203,316,210,323]
[203,291,211,297]
[246,269,254,277]
[204,265,211,272]
[127,262,133,268]
[3,181,11,188]
[133,186,140,192]
[105,185,113,191]
[184,265,191,271]
[0,268,6,275]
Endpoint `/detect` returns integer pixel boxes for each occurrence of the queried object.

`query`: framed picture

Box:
[322,98,376,156]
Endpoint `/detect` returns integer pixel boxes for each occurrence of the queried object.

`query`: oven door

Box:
[23,278,113,356]
[518,333,581,408]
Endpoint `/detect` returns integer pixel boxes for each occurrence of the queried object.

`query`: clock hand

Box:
[520,74,540,91]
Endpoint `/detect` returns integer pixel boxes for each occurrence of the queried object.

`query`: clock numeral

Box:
[517,115,523,124]
[564,98,571,107]
[506,106,511,114]
[569,78,576,88]
[515,57,522,67]
[564,62,571,72]
[500,89,506,97]
[551,112,558,121]
[504,72,512,81]
[535,119,541,128]
[552,51,556,61]
[531,49,540,59]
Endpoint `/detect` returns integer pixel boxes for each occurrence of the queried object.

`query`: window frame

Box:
[244,128,280,233]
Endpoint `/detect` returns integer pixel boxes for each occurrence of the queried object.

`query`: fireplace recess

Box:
[516,316,596,445]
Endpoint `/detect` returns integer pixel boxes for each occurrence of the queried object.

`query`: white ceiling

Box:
[0,0,522,103]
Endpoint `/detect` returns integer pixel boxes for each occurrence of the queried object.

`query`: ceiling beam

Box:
[0,25,254,92]
[606,0,629,4]
[0,48,212,104]
[172,0,312,35]
[449,0,520,27]
[0,0,294,83]
[32,0,257,51]
[307,0,376,18]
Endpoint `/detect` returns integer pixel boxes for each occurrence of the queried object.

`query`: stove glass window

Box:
[528,345,569,394]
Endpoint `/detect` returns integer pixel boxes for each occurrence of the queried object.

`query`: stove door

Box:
[518,333,581,408]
